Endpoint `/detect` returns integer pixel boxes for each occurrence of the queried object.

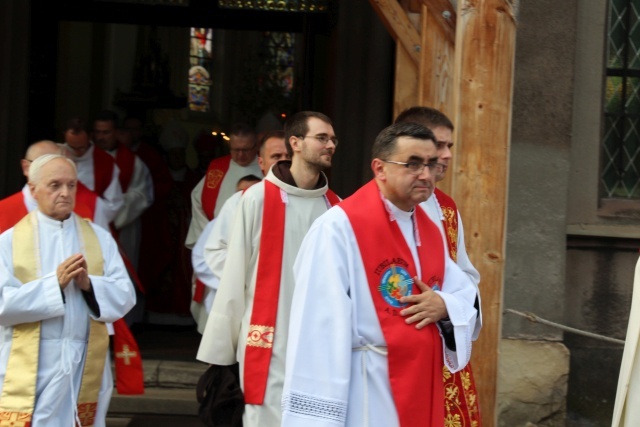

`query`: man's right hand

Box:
[57,253,89,290]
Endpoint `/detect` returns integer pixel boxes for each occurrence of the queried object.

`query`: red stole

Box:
[0,192,28,234]
[341,180,445,427]
[434,189,482,427]
[92,146,116,197]
[193,156,232,303]
[201,155,232,221]
[434,188,459,262]
[113,319,145,395]
[243,181,339,404]
[76,182,98,220]
[115,145,136,193]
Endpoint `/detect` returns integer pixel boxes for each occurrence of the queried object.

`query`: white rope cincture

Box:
[504,308,625,345]
[353,345,388,426]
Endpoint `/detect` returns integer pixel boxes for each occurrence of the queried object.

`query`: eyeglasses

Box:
[298,134,339,147]
[383,160,447,176]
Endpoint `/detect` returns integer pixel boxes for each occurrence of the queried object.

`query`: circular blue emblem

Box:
[378,265,413,308]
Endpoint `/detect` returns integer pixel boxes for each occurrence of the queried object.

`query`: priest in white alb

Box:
[0,154,136,427]
[196,112,340,427]
[282,123,478,427]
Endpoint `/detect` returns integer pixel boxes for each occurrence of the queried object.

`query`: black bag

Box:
[196,363,244,427]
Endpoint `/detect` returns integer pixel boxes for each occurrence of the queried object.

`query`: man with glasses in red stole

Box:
[186,123,263,321]
[197,111,340,427]
[282,122,478,427]
[395,106,483,427]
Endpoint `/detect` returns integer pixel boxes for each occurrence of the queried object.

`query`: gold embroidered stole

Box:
[0,212,108,427]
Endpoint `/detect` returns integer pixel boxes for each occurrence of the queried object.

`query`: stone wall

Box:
[498,339,570,427]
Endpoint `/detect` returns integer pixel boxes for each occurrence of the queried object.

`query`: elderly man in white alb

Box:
[282,122,478,427]
[0,154,136,427]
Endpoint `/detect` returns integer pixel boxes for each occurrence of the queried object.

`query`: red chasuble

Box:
[341,180,446,427]
[243,181,340,404]
[114,145,136,193]
[0,192,28,234]
[434,188,482,427]
[192,156,232,303]
[92,147,116,197]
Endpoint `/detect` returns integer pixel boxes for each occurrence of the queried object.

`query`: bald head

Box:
[22,141,64,179]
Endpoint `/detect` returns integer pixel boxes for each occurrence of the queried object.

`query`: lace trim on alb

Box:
[282,391,347,423]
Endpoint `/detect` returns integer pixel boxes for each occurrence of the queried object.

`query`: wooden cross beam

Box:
[369,1,518,426]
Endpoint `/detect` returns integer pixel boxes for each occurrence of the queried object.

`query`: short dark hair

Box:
[94,110,120,128]
[371,122,435,161]
[64,117,90,134]
[394,106,454,132]
[237,174,262,185]
[283,111,333,157]
[259,130,285,156]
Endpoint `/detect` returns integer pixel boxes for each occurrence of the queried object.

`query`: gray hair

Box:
[29,154,77,184]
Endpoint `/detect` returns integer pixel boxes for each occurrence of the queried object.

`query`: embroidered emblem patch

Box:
[206,169,224,189]
[247,324,275,348]
[378,265,413,308]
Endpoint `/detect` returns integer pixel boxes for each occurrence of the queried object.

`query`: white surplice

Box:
[421,192,482,339]
[0,211,136,427]
[184,157,262,249]
[107,148,154,269]
[190,191,243,332]
[71,143,124,225]
[196,168,333,427]
[281,200,478,427]
[612,256,640,427]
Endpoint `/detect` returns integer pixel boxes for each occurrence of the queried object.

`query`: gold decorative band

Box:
[246,325,275,348]
[75,217,108,427]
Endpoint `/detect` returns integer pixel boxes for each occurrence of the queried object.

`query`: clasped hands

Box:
[57,253,91,291]
[399,277,447,329]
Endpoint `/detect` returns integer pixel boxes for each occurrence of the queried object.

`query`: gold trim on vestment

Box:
[0,212,41,423]
[0,212,108,427]
[246,325,275,348]
[75,217,108,427]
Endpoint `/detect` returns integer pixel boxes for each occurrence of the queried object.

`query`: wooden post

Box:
[370,1,518,426]
[451,1,517,426]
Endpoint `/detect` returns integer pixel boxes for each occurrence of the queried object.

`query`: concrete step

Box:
[140,359,207,388]
[107,359,207,422]
[110,387,199,416]
[107,414,202,427]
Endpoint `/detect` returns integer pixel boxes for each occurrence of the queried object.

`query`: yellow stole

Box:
[0,212,109,427]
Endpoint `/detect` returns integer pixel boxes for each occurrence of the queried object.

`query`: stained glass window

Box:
[602,0,640,198]
[217,0,329,12]
[189,28,213,112]
[262,32,295,96]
